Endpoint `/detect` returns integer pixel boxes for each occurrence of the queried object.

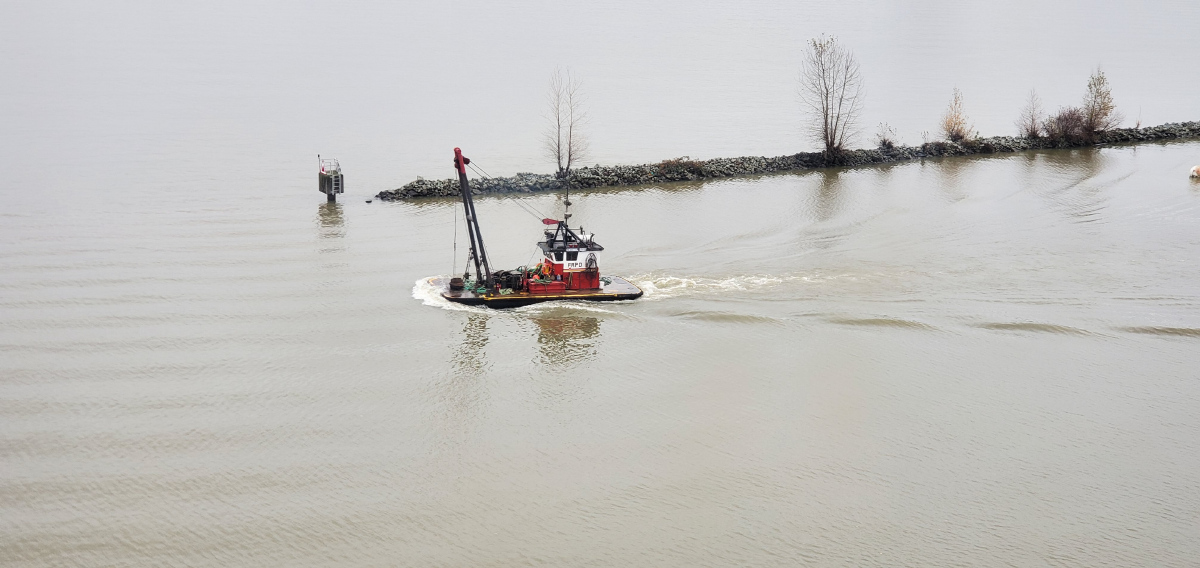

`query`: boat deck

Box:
[433,276,643,308]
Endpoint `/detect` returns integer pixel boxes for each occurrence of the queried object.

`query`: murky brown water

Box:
[4,1,1200,566]
[5,142,1200,566]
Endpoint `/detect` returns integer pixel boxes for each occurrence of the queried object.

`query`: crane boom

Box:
[454,148,493,289]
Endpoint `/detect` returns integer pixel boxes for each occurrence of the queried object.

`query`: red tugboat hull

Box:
[436,276,643,309]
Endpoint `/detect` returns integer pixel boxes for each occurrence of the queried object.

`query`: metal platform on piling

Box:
[319,157,344,202]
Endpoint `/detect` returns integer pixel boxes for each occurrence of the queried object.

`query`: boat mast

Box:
[454,148,493,288]
[563,184,572,222]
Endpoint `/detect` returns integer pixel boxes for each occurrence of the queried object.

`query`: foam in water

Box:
[631,273,822,300]
[412,277,478,313]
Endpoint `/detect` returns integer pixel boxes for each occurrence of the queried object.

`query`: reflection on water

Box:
[1032,148,1111,223]
[931,154,971,202]
[429,313,492,440]
[316,202,346,256]
[868,160,901,190]
[451,313,490,377]
[317,202,345,238]
[533,314,600,368]
[810,169,845,222]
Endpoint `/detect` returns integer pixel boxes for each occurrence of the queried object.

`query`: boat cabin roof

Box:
[539,223,603,255]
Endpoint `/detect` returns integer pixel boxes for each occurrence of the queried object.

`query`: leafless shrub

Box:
[544,68,589,179]
[1016,89,1043,139]
[1081,67,1122,140]
[1044,107,1086,144]
[799,36,864,159]
[940,88,973,142]
[875,122,898,150]
[657,156,704,178]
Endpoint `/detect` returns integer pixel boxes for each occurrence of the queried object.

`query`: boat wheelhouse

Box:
[527,221,603,293]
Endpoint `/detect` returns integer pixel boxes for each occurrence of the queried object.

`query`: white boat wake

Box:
[629,273,823,300]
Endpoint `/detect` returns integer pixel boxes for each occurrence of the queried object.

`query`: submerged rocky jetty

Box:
[376,121,1200,200]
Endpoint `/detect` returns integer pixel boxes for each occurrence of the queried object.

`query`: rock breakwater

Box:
[376,121,1200,200]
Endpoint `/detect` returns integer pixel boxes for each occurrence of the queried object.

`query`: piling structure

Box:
[318,157,344,202]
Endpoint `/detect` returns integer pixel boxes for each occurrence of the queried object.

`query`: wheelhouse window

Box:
[554,252,564,262]
[566,252,578,261]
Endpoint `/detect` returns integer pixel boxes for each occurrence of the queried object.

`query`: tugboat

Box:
[430,148,643,309]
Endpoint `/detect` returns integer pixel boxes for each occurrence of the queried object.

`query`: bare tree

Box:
[799,36,863,160]
[941,88,973,142]
[544,69,589,179]
[1081,67,1122,140]
[1016,89,1043,139]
